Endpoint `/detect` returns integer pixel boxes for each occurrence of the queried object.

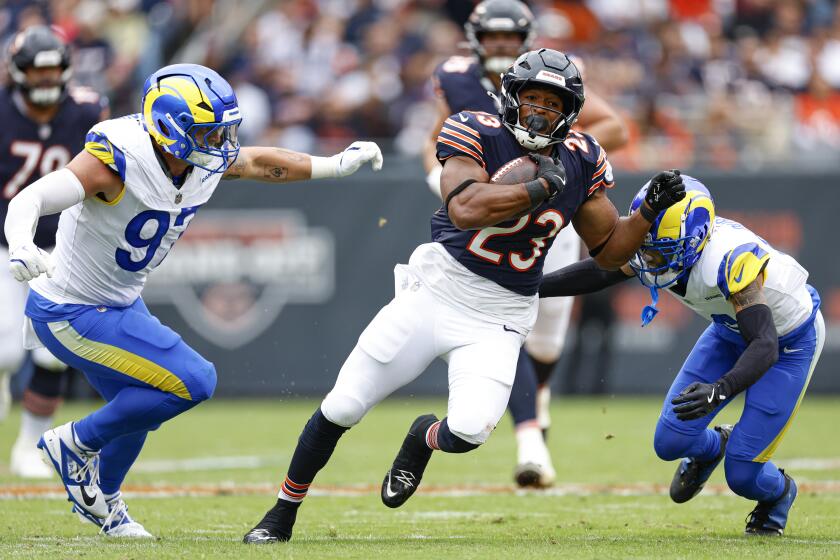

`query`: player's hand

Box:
[645,169,685,213]
[8,244,54,282]
[528,153,566,197]
[334,141,384,177]
[670,381,726,421]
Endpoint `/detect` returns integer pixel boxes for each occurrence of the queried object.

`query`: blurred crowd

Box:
[4,0,840,170]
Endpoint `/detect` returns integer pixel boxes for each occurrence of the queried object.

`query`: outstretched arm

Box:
[539,258,633,298]
[573,170,685,269]
[223,142,383,183]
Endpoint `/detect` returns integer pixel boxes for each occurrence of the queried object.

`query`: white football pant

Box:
[321,255,530,445]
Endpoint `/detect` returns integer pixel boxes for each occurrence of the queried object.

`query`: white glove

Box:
[310,141,384,179]
[9,244,54,282]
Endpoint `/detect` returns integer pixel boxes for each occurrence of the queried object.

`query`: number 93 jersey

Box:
[432,110,613,296]
[31,114,224,307]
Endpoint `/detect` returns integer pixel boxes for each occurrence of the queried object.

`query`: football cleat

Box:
[514,423,555,488]
[37,422,108,519]
[0,372,10,423]
[75,494,154,538]
[243,500,299,544]
[745,470,797,536]
[670,424,732,503]
[11,436,53,479]
[381,414,438,509]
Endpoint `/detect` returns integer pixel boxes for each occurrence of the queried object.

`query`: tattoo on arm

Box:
[730,276,766,312]
[264,166,288,181]
[275,148,304,162]
[223,159,246,180]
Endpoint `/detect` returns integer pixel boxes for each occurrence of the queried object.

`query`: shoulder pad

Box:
[560,131,614,196]
[716,242,771,299]
[436,111,503,168]
[83,117,143,181]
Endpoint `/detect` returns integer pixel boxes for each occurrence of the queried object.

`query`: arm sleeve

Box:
[539,257,632,298]
[4,168,86,250]
[717,303,779,397]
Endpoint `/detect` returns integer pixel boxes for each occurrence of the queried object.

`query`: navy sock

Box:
[530,355,558,386]
[279,408,349,504]
[425,418,479,454]
[508,348,538,426]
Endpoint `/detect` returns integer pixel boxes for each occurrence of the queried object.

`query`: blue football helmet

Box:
[628,175,715,290]
[142,63,241,173]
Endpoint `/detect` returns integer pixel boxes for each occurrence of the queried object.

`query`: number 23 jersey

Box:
[31,114,224,307]
[432,111,613,296]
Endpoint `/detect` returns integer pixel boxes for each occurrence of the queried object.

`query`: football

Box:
[489,155,539,184]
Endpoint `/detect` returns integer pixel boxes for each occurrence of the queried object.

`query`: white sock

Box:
[18,410,54,443]
[516,424,550,466]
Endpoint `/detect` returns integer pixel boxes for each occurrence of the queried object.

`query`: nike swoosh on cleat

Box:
[384,472,399,498]
[783,346,803,353]
[80,485,98,507]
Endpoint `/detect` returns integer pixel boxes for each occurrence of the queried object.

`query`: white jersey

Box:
[668,217,813,337]
[31,114,224,306]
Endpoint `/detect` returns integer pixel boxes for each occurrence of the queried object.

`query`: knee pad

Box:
[653,421,692,462]
[31,346,66,371]
[186,359,216,402]
[321,391,367,428]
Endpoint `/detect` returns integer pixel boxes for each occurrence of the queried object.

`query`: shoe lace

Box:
[73,451,101,486]
[745,502,770,528]
[99,499,128,534]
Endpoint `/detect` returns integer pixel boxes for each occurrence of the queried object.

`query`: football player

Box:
[424,0,629,487]
[4,63,382,537]
[539,176,823,536]
[0,25,108,478]
[243,48,684,544]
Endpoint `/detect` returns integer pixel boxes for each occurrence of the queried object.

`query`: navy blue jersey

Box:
[0,87,105,248]
[432,111,614,296]
[433,56,498,114]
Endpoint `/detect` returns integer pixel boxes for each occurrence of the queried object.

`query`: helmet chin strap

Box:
[641,286,659,327]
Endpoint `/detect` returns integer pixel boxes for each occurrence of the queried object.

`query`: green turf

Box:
[1,396,839,559]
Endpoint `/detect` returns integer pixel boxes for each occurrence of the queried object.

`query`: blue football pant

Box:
[31,297,216,494]
[654,313,824,502]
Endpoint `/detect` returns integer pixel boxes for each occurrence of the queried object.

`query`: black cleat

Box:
[745,470,797,536]
[670,424,733,503]
[242,499,299,544]
[381,414,438,509]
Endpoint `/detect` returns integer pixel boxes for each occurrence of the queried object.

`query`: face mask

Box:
[484,56,516,74]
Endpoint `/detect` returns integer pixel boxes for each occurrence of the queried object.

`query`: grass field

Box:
[1,396,839,559]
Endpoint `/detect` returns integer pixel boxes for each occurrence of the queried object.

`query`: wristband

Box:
[524,179,549,210]
[310,155,338,179]
[639,202,658,223]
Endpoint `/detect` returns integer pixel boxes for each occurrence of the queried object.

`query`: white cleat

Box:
[515,424,556,488]
[37,422,108,519]
[536,385,551,437]
[75,496,154,538]
[0,372,10,423]
[11,436,54,479]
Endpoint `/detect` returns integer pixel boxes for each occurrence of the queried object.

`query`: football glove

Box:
[312,141,384,179]
[671,381,726,421]
[9,244,54,282]
[645,169,685,213]
[528,153,566,197]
